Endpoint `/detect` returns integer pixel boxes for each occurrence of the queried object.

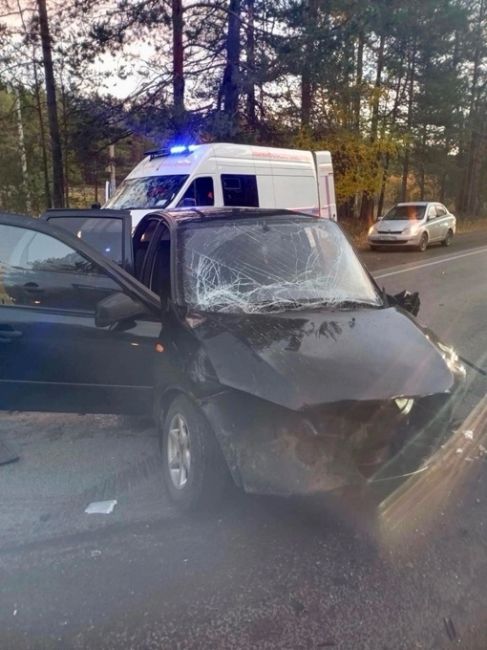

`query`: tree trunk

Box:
[221,0,242,136]
[354,32,364,132]
[370,33,385,142]
[418,124,427,200]
[401,44,416,202]
[458,0,485,215]
[301,0,318,128]
[36,0,64,207]
[14,87,32,214]
[359,32,385,221]
[378,51,406,215]
[245,0,257,131]
[377,152,390,219]
[61,79,70,207]
[172,0,185,130]
[33,60,51,208]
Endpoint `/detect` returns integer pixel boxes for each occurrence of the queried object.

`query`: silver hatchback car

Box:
[368,202,456,252]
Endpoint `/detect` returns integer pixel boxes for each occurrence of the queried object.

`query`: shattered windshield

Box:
[105,175,188,210]
[178,217,382,313]
[383,205,426,221]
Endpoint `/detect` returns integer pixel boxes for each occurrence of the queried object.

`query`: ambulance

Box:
[105,143,337,227]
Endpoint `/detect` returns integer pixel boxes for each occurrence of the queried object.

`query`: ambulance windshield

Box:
[106,175,189,210]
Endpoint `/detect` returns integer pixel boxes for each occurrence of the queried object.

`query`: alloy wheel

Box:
[167,413,192,489]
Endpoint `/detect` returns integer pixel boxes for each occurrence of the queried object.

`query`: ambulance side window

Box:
[178,177,214,207]
[221,174,259,207]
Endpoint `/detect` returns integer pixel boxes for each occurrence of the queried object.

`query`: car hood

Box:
[193,307,457,410]
[377,220,419,231]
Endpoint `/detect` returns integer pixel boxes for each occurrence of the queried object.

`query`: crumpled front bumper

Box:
[200,387,461,497]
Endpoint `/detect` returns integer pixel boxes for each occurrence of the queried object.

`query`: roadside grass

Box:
[341,216,487,249]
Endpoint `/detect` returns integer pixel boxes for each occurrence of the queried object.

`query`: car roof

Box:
[396,202,432,206]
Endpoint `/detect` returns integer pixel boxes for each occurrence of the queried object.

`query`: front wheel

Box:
[442,229,454,247]
[417,232,428,252]
[160,395,230,511]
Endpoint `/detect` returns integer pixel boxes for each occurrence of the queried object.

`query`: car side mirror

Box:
[95,292,148,328]
[386,290,420,317]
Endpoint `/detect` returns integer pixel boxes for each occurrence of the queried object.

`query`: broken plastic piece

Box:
[0,438,19,466]
[84,500,117,514]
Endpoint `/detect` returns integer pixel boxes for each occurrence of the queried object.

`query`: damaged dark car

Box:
[0,209,465,509]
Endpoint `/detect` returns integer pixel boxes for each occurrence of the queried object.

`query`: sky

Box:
[3,1,157,101]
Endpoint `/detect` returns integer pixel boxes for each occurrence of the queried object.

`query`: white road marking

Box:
[374,246,487,279]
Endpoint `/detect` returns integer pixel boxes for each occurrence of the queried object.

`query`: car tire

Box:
[442,229,454,247]
[160,394,230,511]
[417,233,428,252]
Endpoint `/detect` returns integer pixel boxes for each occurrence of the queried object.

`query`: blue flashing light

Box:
[170,145,187,154]
[187,144,198,152]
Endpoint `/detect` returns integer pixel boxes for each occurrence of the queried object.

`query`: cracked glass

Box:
[177,216,382,313]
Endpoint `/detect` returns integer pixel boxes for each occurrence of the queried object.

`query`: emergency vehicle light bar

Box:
[144,144,198,160]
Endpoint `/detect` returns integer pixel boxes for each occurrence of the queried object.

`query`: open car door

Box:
[40,208,133,274]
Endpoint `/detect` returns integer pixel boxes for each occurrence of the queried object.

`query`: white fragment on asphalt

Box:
[479,445,487,455]
[456,448,463,454]
[84,500,117,515]
[13,609,17,616]
[463,430,474,440]
[90,550,102,557]
[465,457,474,462]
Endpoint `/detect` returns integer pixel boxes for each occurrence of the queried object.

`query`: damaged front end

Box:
[201,386,462,497]
[175,212,466,497]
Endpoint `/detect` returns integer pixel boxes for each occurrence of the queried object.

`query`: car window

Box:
[178,177,214,207]
[427,206,437,219]
[43,216,124,265]
[133,219,161,279]
[436,205,447,217]
[148,225,172,301]
[383,205,426,220]
[221,174,259,207]
[0,224,120,311]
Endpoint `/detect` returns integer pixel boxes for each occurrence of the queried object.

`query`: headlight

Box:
[403,224,420,236]
[395,398,415,415]
[436,342,466,377]
[368,225,376,235]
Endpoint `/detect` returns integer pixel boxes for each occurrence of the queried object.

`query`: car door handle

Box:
[0,325,23,342]
[23,282,44,294]
[72,283,98,290]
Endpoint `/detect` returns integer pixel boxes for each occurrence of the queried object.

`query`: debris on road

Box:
[443,616,457,641]
[84,500,117,514]
[0,438,19,466]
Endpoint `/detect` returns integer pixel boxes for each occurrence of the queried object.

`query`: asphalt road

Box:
[1,230,486,650]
